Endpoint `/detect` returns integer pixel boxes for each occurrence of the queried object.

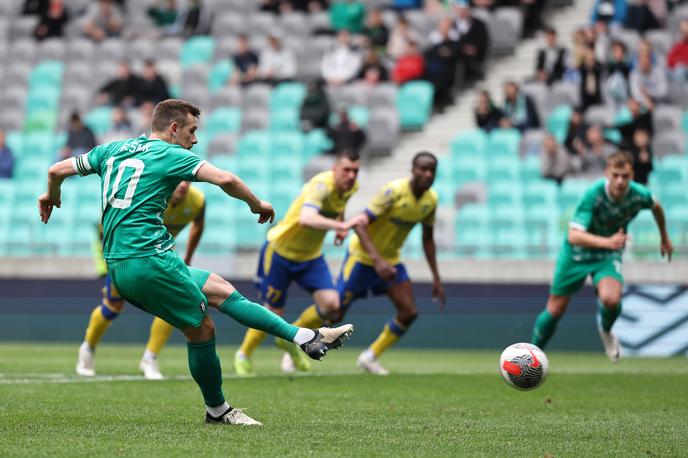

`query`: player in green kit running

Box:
[530,151,673,361]
[38,99,354,426]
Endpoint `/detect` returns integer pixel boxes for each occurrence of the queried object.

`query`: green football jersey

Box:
[73,135,206,260]
[564,179,655,261]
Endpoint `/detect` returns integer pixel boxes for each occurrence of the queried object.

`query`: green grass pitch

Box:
[0,343,686,457]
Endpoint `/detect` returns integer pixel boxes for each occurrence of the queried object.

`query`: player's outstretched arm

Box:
[651,201,673,261]
[568,227,626,251]
[421,225,446,309]
[300,206,347,231]
[184,203,205,265]
[195,162,274,224]
[352,214,397,281]
[38,158,78,224]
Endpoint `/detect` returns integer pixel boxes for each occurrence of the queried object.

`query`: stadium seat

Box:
[210,86,243,110]
[270,82,306,112]
[207,133,237,157]
[451,130,487,159]
[23,111,57,133]
[271,131,306,159]
[28,60,64,89]
[180,36,215,68]
[520,154,542,182]
[486,129,521,159]
[546,105,572,138]
[523,180,559,207]
[486,156,520,183]
[84,107,113,136]
[452,156,487,185]
[397,81,433,130]
[270,108,300,132]
[652,131,685,158]
[205,107,242,138]
[237,130,271,159]
[304,129,332,157]
[208,59,234,93]
[654,105,683,135]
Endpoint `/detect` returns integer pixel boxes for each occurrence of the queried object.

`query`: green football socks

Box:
[187,338,225,408]
[598,300,622,332]
[531,309,560,349]
[219,291,299,342]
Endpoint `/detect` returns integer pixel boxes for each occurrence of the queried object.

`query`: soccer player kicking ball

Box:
[336,152,446,375]
[77,181,206,380]
[39,99,354,426]
[235,149,365,377]
[531,151,673,361]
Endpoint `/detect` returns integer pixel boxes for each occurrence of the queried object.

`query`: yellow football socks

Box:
[145,318,174,356]
[292,304,324,329]
[84,303,119,348]
[369,320,406,357]
[238,328,268,357]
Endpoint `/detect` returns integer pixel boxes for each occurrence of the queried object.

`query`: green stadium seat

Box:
[452,156,486,185]
[629,210,661,259]
[180,36,215,68]
[329,105,369,128]
[488,182,523,208]
[6,131,24,156]
[433,180,455,206]
[206,107,242,138]
[271,131,305,159]
[85,107,113,136]
[14,158,50,182]
[486,129,521,159]
[235,155,270,188]
[211,154,237,171]
[237,130,271,158]
[208,59,234,93]
[24,133,57,160]
[546,105,571,137]
[397,81,433,130]
[24,111,58,133]
[234,217,267,250]
[524,180,558,207]
[270,82,306,111]
[558,179,591,213]
[451,130,487,159]
[486,156,520,182]
[524,204,561,258]
[490,204,525,229]
[270,108,300,131]
[29,60,64,89]
[26,87,61,114]
[487,227,528,259]
[520,155,541,182]
[304,129,332,157]
[192,130,209,158]
[199,224,236,255]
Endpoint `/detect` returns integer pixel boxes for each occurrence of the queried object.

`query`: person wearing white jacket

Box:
[321,30,362,86]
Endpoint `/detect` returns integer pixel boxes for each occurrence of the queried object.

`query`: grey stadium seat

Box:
[8,38,36,64]
[520,129,545,157]
[214,37,237,60]
[66,38,95,62]
[209,0,254,15]
[249,13,279,37]
[308,12,330,33]
[367,84,397,109]
[281,13,308,38]
[0,87,28,112]
[240,107,269,132]
[489,13,519,56]
[212,13,248,37]
[547,81,580,113]
[652,131,685,158]
[156,59,182,87]
[208,133,238,156]
[98,39,127,62]
[36,38,66,61]
[495,7,523,41]
[4,63,31,88]
[181,64,211,94]
[9,15,38,40]
[182,86,211,112]
[365,108,400,156]
[645,30,673,57]
[668,80,688,109]
[0,110,24,131]
[127,38,156,62]
[210,86,243,110]
[653,105,683,134]
[157,38,183,61]
[0,18,9,42]
[60,87,92,113]
[242,84,271,110]
[64,62,94,89]
[584,105,615,126]
[406,10,441,38]
[521,82,548,121]
[611,28,641,55]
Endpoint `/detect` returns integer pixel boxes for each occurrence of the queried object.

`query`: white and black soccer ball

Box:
[499,343,549,391]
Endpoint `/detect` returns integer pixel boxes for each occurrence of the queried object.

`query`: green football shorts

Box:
[550,252,624,296]
[107,250,212,329]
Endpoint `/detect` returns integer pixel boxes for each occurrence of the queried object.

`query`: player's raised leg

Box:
[531,294,570,349]
[139,317,174,380]
[358,280,417,376]
[76,276,124,377]
[595,277,623,362]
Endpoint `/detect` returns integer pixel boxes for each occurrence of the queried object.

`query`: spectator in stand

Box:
[392,40,424,84]
[628,128,653,184]
[393,0,422,9]
[357,48,389,85]
[0,130,15,179]
[604,41,631,108]
[61,113,97,160]
[593,20,611,64]
[180,0,210,36]
[474,90,502,133]
[136,60,171,106]
[452,0,490,80]
[363,8,389,52]
[564,108,589,156]
[83,0,123,41]
[102,107,134,143]
[571,125,616,176]
[630,51,668,104]
[425,17,460,110]
[232,34,259,86]
[321,30,362,86]
[578,47,603,112]
[590,0,627,26]
[540,134,570,185]
[259,0,281,14]
[615,98,654,149]
[34,0,69,41]
[625,0,661,34]
[22,0,49,15]
[97,61,139,107]
[501,81,540,132]
[285,0,328,13]
[300,79,331,131]
[387,15,420,60]
[258,35,297,84]
[148,0,179,35]
[535,26,567,86]
[326,109,367,155]
[667,20,688,82]
[330,0,366,34]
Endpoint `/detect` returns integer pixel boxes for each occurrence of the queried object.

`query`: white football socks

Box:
[142,349,156,361]
[206,402,231,418]
[293,328,316,345]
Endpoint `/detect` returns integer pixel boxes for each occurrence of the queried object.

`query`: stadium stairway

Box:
[345,0,596,248]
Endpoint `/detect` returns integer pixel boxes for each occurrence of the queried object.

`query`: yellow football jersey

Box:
[348,177,437,266]
[267,170,359,262]
[163,185,205,237]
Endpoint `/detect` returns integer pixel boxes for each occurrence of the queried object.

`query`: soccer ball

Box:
[499,343,549,391]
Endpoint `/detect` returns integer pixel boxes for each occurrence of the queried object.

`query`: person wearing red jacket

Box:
[392,40,425,84]
[667,20,688,81]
